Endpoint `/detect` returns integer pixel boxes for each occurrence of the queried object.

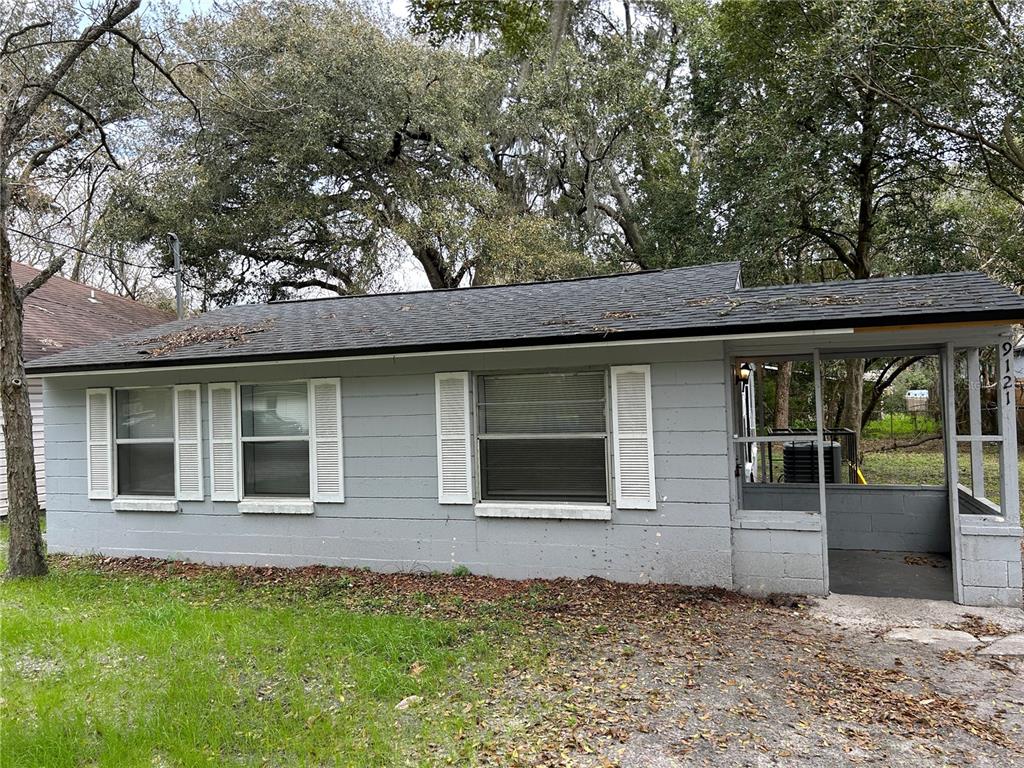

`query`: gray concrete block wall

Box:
[42,340,737,586]
[741,484,949,553]
[731,511,826,596]
[958,503,1023,607]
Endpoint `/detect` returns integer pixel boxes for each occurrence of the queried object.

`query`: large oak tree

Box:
[2,0,193,575]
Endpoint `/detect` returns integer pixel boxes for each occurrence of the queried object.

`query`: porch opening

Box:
[731,352,954,601]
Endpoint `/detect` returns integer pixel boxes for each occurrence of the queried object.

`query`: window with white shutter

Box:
[239,382,309,497]
[435,372,473,504]
[209,382,240,501]
[309,378,344,502]
[476,371,608,504]
[611,365,656,510]
[174,384,203,500]
[86,388,113,500]
[113,387,176,497]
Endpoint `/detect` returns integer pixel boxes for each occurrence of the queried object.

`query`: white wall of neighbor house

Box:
[0,378,45,516]
[41,340,737,585]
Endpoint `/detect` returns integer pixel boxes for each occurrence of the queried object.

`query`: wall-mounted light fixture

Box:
[736,363,753,383]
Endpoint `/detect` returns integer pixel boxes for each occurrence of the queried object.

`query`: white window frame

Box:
[237,379,313,503]
[473,368,612,515]
[112,385,177,504]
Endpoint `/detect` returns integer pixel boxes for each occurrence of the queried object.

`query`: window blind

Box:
[477,371,608,504]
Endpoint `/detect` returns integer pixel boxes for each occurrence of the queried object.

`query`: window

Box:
[115,387,175,496]
[240,382,310,497]
[476,371,609,503]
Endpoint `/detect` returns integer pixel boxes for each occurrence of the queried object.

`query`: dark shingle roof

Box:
[15,262,174,361]
[25,263,1024,374]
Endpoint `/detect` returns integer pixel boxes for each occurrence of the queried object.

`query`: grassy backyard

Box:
[860,444,1024,520]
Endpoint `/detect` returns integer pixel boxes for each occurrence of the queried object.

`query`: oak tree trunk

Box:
[1,223,48,576]
[839,358,865,437]
[774,360,793,429]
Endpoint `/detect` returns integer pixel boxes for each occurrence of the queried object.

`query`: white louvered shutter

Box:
[435,372,473,504]
[310,378,344,502]
[208,383,239,501]
[85,388,114,500]
[611,365,656,510]
[174,384,203,500]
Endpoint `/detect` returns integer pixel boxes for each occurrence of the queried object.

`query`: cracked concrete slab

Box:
[977,633,1024,656]
[808,593,1024,633]
[883,627,982,651]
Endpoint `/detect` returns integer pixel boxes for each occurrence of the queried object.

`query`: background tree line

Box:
[15,0,1020,305]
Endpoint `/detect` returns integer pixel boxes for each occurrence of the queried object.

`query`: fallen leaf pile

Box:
[130,319,275,357]
[945,614,1010,639]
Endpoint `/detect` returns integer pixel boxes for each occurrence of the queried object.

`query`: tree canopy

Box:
[15,0,1024,306]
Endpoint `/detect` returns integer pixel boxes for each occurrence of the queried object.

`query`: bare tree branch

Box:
[2,1,141,150]
[49,89,121,169]
[1,20,51,55]
[15,254,64,299]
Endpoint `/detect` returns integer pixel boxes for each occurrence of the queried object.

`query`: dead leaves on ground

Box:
[945,614,1011,639]
[49,555,1021,765]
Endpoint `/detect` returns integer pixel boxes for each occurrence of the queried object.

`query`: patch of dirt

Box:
[13,652,63,679]
[50,556,1024,766]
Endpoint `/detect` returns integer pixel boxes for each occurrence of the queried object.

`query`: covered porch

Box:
[725,323,1022,607]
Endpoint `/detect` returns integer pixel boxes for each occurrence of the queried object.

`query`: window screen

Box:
[115,388,174,496]
[477,372,608,503]
[240,383,310,497]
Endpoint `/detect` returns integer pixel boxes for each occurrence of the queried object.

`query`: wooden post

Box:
[724,355,741,514]
[941,343,964,604]
[813,350,829,594]
[966,348,985,498]
[997,334,1020,522]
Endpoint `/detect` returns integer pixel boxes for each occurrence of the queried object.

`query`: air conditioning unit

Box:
[782,441,842,484]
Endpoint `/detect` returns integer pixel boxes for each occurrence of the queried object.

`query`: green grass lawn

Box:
[0,540,521,767]
[862,413,941,440]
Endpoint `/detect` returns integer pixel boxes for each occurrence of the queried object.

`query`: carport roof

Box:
[25,262,1024,374]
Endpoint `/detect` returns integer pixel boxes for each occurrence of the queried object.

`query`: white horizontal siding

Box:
[0,379,46,515]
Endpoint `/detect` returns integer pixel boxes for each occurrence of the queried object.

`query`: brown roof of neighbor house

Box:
[14,262,175,362]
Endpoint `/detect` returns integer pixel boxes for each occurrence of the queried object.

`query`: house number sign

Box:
[1002,340,1014,407]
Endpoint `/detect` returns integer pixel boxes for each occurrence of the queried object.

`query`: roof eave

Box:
[24,309,1023,376]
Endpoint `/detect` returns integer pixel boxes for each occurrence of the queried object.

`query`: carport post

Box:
[966,349,985,498]
[942,343,965,604]
[812,350,829,594]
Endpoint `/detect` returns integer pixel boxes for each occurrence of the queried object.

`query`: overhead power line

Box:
[8,227,158,271]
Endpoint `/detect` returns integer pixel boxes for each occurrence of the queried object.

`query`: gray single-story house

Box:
[25,263,1024,606]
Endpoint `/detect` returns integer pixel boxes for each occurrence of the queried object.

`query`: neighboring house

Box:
[0,263,173,515]
[25,264,1024,607]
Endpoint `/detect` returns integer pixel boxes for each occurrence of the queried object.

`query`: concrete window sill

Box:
[475,502,611,521]
[111,498,178,513]
[239,499,314,515]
